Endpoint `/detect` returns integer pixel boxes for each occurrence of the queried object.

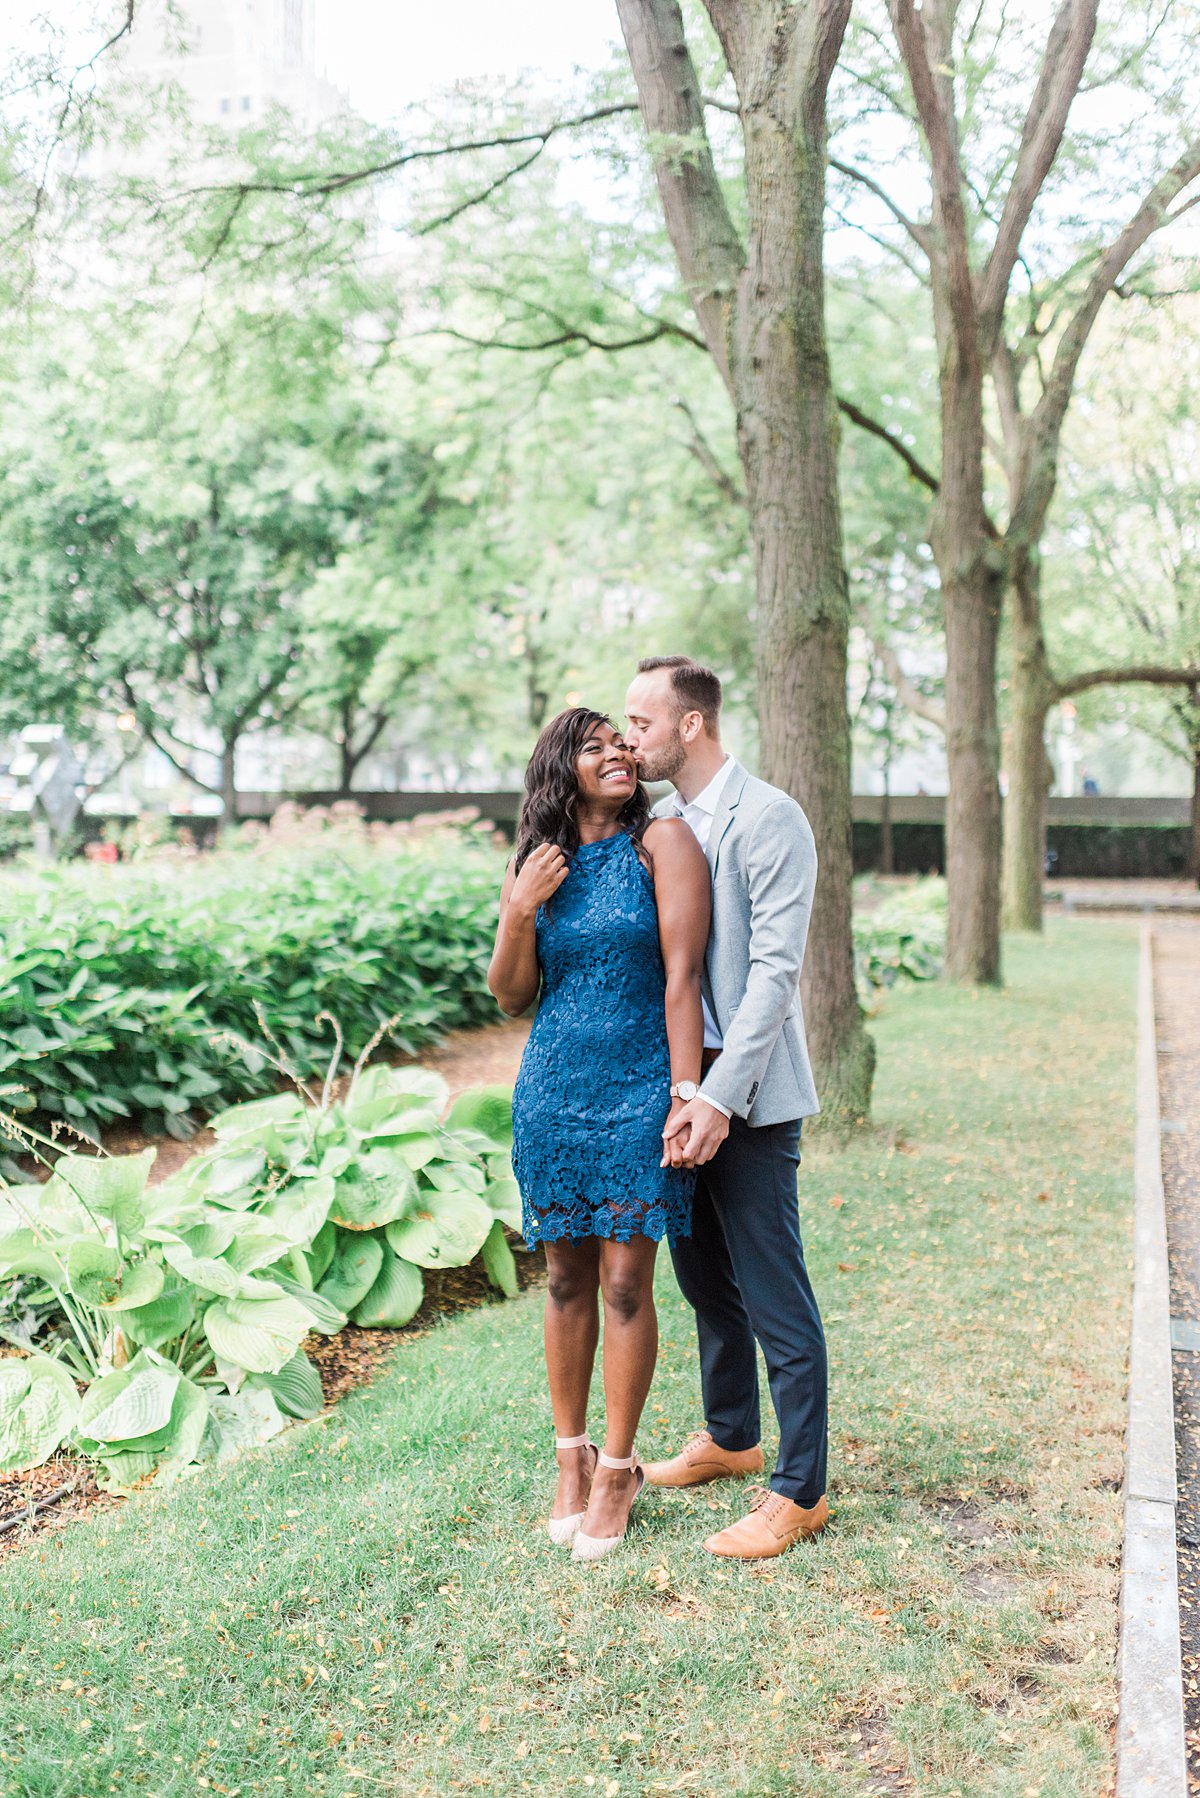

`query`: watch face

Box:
[676,1080,699,1101]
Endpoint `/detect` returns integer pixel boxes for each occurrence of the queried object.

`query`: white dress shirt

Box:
[674,755,735,1118]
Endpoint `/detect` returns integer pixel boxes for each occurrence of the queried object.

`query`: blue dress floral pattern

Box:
[512,830,695,1246]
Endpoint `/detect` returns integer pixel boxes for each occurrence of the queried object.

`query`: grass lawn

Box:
[0,921,1137,1798]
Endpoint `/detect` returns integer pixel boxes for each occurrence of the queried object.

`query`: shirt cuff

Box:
[697,1091,732,1119]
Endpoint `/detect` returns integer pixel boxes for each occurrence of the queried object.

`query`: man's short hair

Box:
[636,655,722,735]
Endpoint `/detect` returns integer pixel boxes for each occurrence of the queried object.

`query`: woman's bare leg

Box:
[583,1235,659,1538]
[542,1236,601,1517]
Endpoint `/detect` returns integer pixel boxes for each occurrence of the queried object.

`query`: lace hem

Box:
[523,1195,693,1247]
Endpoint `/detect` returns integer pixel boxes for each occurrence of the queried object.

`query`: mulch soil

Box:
[1152,921,1200,1789]
[1,1016,533,1560]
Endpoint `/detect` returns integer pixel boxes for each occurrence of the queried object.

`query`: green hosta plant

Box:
[0,1052,519,1486]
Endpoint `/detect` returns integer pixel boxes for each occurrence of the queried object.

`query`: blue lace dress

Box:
[512,830,695,1246]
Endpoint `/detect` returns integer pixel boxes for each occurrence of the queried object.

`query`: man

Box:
[623,655,828,1559]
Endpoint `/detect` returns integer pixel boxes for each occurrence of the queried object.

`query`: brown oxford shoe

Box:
[643,1428,764,1489]
[703,1487,829,1559]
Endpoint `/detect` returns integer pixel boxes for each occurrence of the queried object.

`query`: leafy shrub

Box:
[853,877,946,998]
[0,827,504,1138]
[0,1064,519,1488]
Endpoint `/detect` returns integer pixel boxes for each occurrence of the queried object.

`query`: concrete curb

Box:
[1116,924,1187,1793]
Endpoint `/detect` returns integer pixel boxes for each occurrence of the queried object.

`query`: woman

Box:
[488,708,711,1562]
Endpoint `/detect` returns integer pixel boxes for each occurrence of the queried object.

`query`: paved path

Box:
[1153,921,1200,1788]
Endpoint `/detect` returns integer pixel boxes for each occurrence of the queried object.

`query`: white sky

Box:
[313,0,620,120]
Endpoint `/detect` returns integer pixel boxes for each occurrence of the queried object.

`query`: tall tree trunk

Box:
[737,101,874,1127]
[930,354,1004,982]
[1190,746,1200,887]
[615,0,872,1126]
[880,766,894,876]
[1001,562,1057,931]
[219,738,238,833]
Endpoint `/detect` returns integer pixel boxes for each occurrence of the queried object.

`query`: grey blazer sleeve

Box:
[700,800,817,1120]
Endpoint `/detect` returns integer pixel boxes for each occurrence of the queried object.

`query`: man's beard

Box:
[636,732,687,784]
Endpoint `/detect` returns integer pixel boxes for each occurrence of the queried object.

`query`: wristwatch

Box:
[670,1080,700,1102]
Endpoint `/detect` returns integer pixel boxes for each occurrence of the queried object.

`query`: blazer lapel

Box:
[707,760,747,875]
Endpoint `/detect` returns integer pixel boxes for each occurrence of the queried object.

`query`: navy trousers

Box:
[669,1114,828,1507]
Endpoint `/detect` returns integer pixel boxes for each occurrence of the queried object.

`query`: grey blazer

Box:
[653,760,820,1125]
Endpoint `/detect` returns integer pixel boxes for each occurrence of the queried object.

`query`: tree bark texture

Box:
[219,739,239,832]
[1001,566,1057,931]
[615,0,873,1126]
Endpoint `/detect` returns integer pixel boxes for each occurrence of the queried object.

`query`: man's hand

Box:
[661,1097,730,1169]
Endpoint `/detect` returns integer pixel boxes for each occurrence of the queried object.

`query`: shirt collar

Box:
[675,754,733,817]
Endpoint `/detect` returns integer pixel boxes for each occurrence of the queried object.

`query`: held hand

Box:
[661,1097,730,1169]
[509,843,569,916]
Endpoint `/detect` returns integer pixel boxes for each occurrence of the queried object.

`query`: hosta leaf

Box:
[444,1086,513,1149]
[0,1355,80,1473]
[201,1147,267,1196]
[56,1150,155,1232]
[351,1246,424,1328]
[0,1230,69,1289]
[161,1239,242,1298]
[359,1107,441,1143]
[199,1386,287,1464]
[330,1154,418,1231]
[485,1176,522,1233]
[307,1219,337,1286]
[316,1233,384,1313]
[78,1354,179,1446]
[369,1127,439,1171]
[257,1175,335,1248]
[250,1349,324,1420]
[385,1190,493,1269]
[0,1186,38,1234]
[209,1093,306,1140]
[67,1241,165,1313]
[479,1220,520,1299]
[424,1159,486,1196]
[151,1377,209,1486]
[181,1219,239,1259]
[202,1289,313,1375]
[344,1066,448,1130]
[122,1281,197,1350]
[91,1447,160,1494]
[223,1220,295,1276]
[265,1272,347,1335]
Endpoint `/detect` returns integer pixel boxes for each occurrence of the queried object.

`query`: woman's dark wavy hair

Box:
[514,707,650,872]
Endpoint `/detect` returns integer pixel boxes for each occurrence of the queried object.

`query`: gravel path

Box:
[1153,921,1200,1788]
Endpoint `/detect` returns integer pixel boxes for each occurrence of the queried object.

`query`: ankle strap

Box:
[555,1433,590,1450]
[598,1450,637,1470]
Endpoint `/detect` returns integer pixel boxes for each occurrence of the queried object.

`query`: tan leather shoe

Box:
[643,1428,764,1489]
[704,1486,829,1558]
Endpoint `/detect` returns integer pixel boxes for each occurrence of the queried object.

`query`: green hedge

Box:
[0,832,504,1141]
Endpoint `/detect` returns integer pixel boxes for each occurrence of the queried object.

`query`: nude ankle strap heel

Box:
[547,1435,597,1546]
[571,1450,645,1563]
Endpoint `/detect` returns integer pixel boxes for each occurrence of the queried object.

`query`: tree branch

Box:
[427,318,707,355]
[977,0,1098,347]
[873,637,947,731]
[671,396,746,506]
[1012,130,1200,544]
[836,397,940,494]
[829,155,931,252]
[1057,663,1200,698]
[614,0,746,394]
[888,0,977,363]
